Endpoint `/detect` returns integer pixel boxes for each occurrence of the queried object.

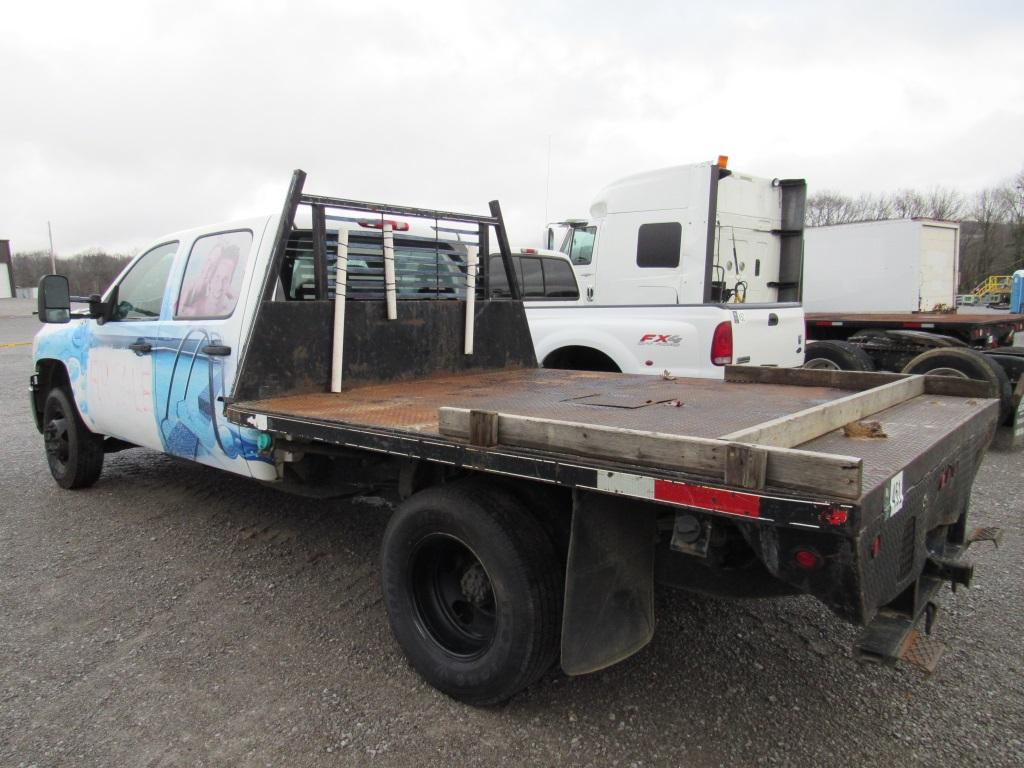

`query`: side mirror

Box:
[38,275,71,324]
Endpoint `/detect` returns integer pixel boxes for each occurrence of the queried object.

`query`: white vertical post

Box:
[330,229,349,393]
[464,245,478,355]
[383,222,397,320]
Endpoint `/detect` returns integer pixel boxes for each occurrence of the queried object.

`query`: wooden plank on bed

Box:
[724,365,907,390]
[720,375,925,448]
[437,407,863,499]
[725,365,997,398]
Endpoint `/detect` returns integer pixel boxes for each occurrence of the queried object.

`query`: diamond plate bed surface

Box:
[234,368,998,498]
[238,368,849,438]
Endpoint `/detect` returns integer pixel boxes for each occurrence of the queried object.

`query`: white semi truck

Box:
[522,159,807,378]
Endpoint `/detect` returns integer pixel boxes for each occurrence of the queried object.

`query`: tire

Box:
[803,340,875,371]
[380,481,562,705]
[901,347,1014,423]
[42,388,104,489]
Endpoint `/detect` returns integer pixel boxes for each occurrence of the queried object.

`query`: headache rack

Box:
[263,170,521,304]
[231,170,534,403]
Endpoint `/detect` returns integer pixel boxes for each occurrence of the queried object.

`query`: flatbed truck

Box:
[32,171,1003,704]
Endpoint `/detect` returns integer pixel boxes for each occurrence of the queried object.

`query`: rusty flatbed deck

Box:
[227,368,998,503]
[240,369,851,438]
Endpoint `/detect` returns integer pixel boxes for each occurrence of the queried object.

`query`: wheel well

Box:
[33,359,70,431]
[542,346,621,372]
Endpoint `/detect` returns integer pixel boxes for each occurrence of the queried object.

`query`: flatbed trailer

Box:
[32,171,1004,705]
[806,311,1024,347]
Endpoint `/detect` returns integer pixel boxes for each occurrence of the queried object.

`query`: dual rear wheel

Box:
[380,482,563,705]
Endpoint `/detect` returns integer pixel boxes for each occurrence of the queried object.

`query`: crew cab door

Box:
[156,225,270,478]
[85,240,180,451]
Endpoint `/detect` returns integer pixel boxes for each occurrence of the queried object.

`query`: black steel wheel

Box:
[803,340,875,371]
[410,534,497,659]
[43,388,104,489]
[902,347,1014,423]
[381,481,562,705]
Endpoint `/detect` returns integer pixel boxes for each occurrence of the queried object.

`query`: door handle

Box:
[201,344,232,357]
[586,286,595,301]
[129,340,152,355]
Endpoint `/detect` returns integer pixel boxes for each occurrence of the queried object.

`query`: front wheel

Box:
[380,481,562,705]
[43,388,104,489]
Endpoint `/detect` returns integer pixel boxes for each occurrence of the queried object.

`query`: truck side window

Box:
[111,241,179,321]
[540,257,579,299]
[520,256,544,297]
[636,222,681,268]
[568,227,597,265]
[487,255,523,299]
[176,230,252,319]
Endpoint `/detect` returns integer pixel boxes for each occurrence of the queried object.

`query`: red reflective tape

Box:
[902,322,922,329]
[653,480,761,517]
[814,321,831,326]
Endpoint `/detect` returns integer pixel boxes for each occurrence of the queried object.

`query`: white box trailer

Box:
[802,218,959,313]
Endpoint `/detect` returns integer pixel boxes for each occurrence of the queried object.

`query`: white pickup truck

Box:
[490,247,800,378]
[29,170,1003,704]
[515,160,808,378]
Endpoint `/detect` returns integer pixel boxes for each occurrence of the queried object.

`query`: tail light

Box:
[710,321,733,366]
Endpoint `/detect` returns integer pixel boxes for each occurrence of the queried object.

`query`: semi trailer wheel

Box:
[42,388,104,489]
[803,340,875,371]
[380,481,562,705]
[901,347,1014,423]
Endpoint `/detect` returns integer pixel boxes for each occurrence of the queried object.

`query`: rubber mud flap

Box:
[561,489,657,675]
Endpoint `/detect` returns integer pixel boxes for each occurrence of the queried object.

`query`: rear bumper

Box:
[856,526,1000,668]
[732,398,997,626]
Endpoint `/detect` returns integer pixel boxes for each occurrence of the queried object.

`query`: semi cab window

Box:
[636,222,681,268]
[111,241,178,320]
[568,226,597,265]
[176,230,252,319]
[489,255,579,300]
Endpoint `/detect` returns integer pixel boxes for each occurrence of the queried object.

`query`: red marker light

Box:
[822,507,848,526]
[357,218,410,232]
[793,549,821,570]
[870,536,881,559]
[520,248,538,254]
